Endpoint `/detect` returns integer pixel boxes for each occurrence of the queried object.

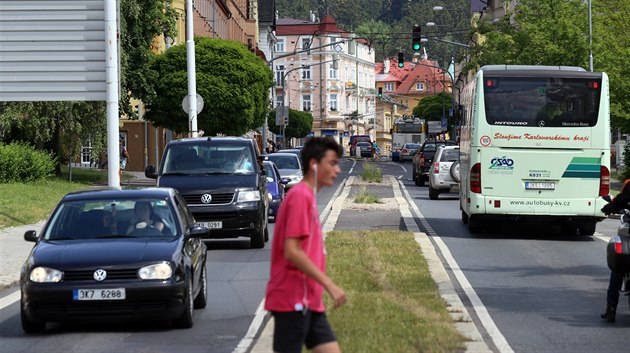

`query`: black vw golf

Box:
[20,188,208,333]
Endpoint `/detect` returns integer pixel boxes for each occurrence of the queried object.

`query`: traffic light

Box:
[398,51,404,68]
[412,25,422,51]
[378,87,383,97]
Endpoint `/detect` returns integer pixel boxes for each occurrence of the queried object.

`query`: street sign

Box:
[181,94,204,114]
[428,121,442,133]
[441,118,448,131]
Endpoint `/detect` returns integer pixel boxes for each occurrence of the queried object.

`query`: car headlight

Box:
[237,190,261,202]
[138,263,173,280]
[267,192,273,202]
[30,267,63,283]
[288,175,303,182]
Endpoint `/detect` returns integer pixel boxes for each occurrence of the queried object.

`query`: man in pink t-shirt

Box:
[265,137,346,353]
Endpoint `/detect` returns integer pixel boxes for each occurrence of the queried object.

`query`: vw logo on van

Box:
[200,194,212,204]
[93,269,107,281]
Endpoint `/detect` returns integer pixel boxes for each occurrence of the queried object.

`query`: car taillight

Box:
[419,153,425,166]
[433,162,439,173]
[470,163,481,193]
[615,241,623,254]
[599,166,610,196]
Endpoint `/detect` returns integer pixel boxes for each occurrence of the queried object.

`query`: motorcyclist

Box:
[599,179,630,322]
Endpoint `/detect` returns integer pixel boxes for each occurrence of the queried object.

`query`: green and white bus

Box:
[459,65,610,235]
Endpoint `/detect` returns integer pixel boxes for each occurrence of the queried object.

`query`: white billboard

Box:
[0,0,106,101]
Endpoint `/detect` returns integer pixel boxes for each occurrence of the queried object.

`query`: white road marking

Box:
[397,180,514,353]
[398,164,407,173]
[0,290,19,310]
[348,159,357,175]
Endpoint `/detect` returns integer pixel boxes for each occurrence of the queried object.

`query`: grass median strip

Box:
[325,230,466,353]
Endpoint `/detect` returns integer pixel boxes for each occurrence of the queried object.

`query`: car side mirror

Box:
[186,225,208,239]
[280,178,290,185]
[145,165,157,179]
[24,230,38,242]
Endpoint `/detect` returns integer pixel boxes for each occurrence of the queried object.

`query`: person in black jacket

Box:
[599,180,630,322]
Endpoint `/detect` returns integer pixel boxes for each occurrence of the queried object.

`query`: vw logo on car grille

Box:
[93,269,107,281]
[200,193,212,204]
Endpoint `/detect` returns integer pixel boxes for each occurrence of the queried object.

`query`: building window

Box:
[302,94,312,111]
[415,83,425,91]
[384,83,394,92]
[302,37,311,50]
[276,38,285,52]
[275,65,285,86]
[329,64,338,79]
[330,94,338,111]
[301,66,311,80]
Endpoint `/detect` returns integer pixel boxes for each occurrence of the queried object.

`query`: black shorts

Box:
[271,310,337,353]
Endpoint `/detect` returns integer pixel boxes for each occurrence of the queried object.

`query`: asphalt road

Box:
[0,159,355,353]
[399,166,630,353]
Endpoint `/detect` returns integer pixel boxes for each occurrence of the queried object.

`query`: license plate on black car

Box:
[73,288,125,301]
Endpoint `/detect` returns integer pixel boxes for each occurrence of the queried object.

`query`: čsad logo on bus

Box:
[489,156,514,170]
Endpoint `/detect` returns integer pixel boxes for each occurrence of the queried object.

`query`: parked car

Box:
[356,141,373,158]
[263,160,288,222]
[145,137,269,248]
[428,145,460,200]
[399,143,421,162]
[412,140,458,186]
[19,188,208,333]
[264,153,303,191]
[348,135,371,157]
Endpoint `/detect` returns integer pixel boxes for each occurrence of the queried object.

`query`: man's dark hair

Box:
[301,137,343,174]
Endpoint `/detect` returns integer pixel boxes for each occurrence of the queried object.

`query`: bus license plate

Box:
[194,221,222,229]
[73,288,125,301]
[525,181,555,190]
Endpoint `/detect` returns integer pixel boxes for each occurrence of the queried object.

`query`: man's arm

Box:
[284,237,346,308]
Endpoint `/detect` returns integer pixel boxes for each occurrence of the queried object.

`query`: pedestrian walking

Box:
[119,138,129,180]
[265,137,346,353]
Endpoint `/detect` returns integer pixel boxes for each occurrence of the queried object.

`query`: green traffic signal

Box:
[397,51,404,67]
[378,87,383,97]
[412,25,422,52]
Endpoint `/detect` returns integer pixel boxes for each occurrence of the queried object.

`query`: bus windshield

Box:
[483,77,601,128]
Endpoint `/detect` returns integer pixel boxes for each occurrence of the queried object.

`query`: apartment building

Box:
[273,15,376,145]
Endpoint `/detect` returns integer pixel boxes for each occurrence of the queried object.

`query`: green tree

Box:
[0,101,107,174]
[267,109,313,139]
[592,0,630,130]
[465,0,589,73]
[146,37,273,136]
[412,93,450,121]
[119,0,176,118]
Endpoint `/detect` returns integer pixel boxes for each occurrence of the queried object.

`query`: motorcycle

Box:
[602,195,630,313]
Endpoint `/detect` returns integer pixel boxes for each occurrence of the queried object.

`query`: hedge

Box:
[0,142,55,183]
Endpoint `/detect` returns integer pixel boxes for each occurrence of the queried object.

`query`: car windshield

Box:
[267,155,300,170]
[162,144,255,175]
[405,144,420,149]
[440,149,460,162]
[43,198,178,240]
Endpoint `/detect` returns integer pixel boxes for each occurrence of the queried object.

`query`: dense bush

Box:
[0,143,55,183]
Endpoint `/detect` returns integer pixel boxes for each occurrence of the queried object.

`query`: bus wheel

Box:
[461,210,469,225]
[578,222,596,236]
[560,223,578,236]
